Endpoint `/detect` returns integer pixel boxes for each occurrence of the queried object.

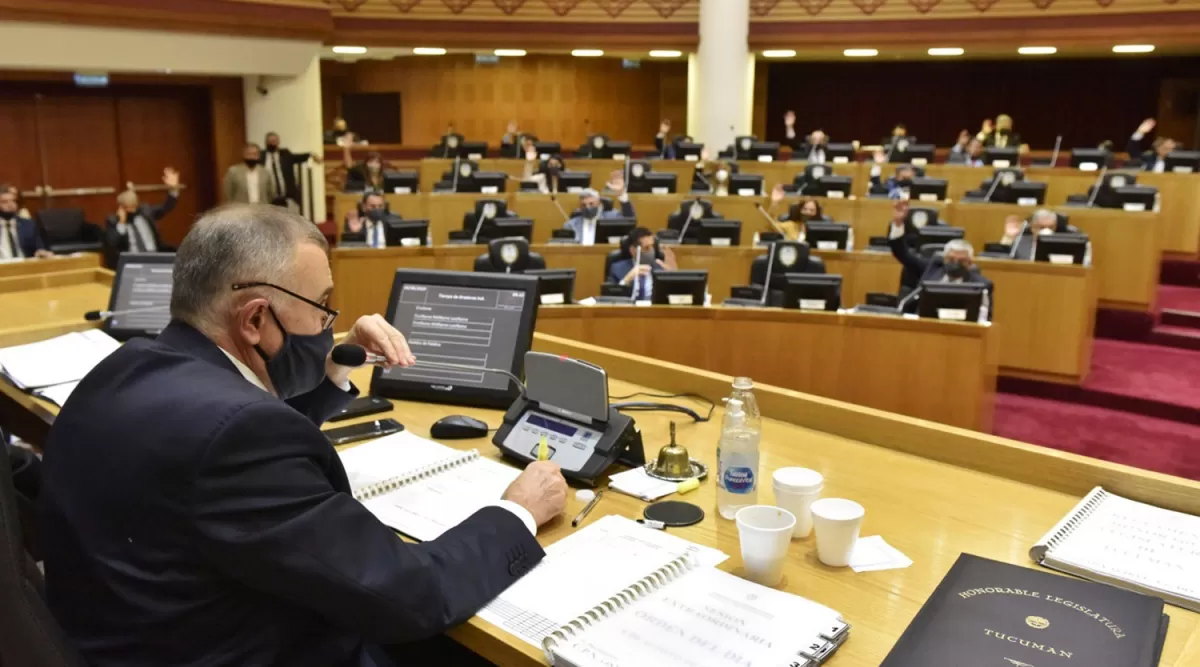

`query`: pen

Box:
[571,490,604,528]
[537,435,549,461]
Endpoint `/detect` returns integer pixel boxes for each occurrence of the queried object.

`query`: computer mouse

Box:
[430,415,490,440]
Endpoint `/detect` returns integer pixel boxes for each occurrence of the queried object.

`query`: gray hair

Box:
[171,204,327,330]
[1033,208,1057,223]
[944,238,974,259]
[579,188,600,200]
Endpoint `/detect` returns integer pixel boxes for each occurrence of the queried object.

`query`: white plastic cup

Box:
[734,505,796,587]
[811,498,865,567]
[772,467,824,538]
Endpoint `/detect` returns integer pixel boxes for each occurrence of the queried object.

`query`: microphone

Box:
[753,203,789,238]
[332,344,526,396]
[677,206,697,243]
[84,305,168,321]
[982,170,1004,203]
[1085,165,1109,209]
[758,241,777,306]
[896,285,923,314]
[1049,135,1063,168]
[1007,219,1030,259]
[631,245,643,303]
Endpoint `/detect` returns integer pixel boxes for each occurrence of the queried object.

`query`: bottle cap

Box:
[732,376,754,390]
[773,467,823,494]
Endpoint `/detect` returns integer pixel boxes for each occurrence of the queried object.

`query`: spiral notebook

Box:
[338,432,522,542]
[1031,486,1200,612]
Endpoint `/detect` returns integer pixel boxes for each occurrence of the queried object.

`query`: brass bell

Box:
[651,422,693,479]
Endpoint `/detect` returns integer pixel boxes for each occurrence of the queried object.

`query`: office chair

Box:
[906,207,944,229]
[473,237,546,273]
[919,243,945,259]
[35,208,103,254]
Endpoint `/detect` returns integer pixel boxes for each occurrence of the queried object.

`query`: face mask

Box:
[0,210,15,220]
[254,307,334,399]
[945,260,970,280]
[366,208,386,223]
[266,145,278,152]
[244,159,258,169]
[1038,227,1054,236]
[547,165,562,176]
[895,179,913,188]
[715,170,729,182]
[581,205,600,219]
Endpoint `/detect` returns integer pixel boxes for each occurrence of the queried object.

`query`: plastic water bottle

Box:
[717,378,762,519]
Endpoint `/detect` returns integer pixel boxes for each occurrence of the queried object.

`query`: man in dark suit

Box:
[1126,118,1177,173]
[608,227,677,298]
[976,114,1022,149]
[0,184,50,260]
[783,110,830,163]
[887,215,993,322]
[39,204,568,667]
[262,131,320,207]
[103,167,179,267]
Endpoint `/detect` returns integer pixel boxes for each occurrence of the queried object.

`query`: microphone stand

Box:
[84,304,170,321]
[753,203,790,239]
[1049,135,1062,168]
[470,208,491,244]
[1007,220,1030,259]
[631,246,643,303]
[677,208,697,244]
[758,242,777,306]
[982,170,1004,203]
[449,155,462,194]
[896,284,924,314]
[1085,165,1109,209]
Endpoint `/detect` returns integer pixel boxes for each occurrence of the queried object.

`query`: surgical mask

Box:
[945,260,970,280]
[244,159,258,169]
[254,307,334,399]
[1037,227,1054,236]
[366,208,386,223]
[581,205,600,219]
[715,170,729,182]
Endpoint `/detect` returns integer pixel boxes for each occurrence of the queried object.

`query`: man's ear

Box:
[236,300,269,347]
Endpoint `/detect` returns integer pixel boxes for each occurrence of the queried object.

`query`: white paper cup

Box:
[773,467,823,538]
[811,498,865,567]
[735,505,796,587]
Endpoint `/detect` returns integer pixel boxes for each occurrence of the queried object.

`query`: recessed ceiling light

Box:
[844,49,879,57]
[1018,46,1057,55]
[494,49,526,57]
[1113,44,1155,54]
[412,47,447,56]
[928,47,964,57]
[332,46,367,55]
[762,49,797,58]
[649,50,682,58]
[571,49,604,57]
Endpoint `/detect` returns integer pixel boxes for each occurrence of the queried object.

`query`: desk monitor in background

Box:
[555,171,593,193]
[595,217,637,246]
[372,269,539,409]
[478,218,535,243]
[991,181,1048,205]
[534,141,561,160]
[526,268,576,305]
[627,172,677,194]
[824,143,856,164]
[459,141,488,160]
[909,178,947,202]
[744,141,781,162]
[385,219,430,247]
[699,219,741,247]
[105,252,174,341]
[917,225,965,248]
[1165,150,1200,174]
[1034,233,1089,265]
[1112,185,1157,211]
[804,221,851,250]
[812,175,853,199]
[382,170,419,194]
[674,141,704,161]
[651,269,708,306]
[729,174,764,196]
[983,147,1020,168]
[1070,148,1109,171]
[917,281,986,323]
[771,273,842,311]
[458,172,507,194]
[889,144,936,166]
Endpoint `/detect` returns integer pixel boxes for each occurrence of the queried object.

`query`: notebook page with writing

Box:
[337,431,464,495]
[478,515,728,649]
[546,566,847,667]
[0,330,121,389]
[1039,490,1200,611]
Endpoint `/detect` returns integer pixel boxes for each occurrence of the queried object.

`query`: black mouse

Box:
[430,415,490,440]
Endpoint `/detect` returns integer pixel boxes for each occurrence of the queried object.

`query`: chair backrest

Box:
[0,446,84,666]
[919,243,945,259]
[35,209,86,244]
[604,249,624,283]
[475,237,544,273]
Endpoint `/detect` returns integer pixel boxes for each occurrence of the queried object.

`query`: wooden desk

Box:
[0,253,100,279]
[0,269,112,343]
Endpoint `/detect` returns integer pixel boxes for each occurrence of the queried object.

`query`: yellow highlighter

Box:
[537,435,550,461]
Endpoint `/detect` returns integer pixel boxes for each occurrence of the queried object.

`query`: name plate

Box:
[651,187,669,195]
[919,193,938,202]
[992,159,1011,168]
[1079,162,1098,172]
[827,190,845,199]
[668,294,694,305]
[567,186,583,194]
[480,186,499,194]
[799,298,827,311]
[539,153,551,160]
[393,186,412,194]
[912,157,928,166]
[1048,253,1074,265]
[937,308,968,322]
[540,293,565,305]
[634,299,652,307]
[757,155,773,163]
[467,153,483,160]
[833,156,849,164]
[613,154,627,161]
[1123,202,1147,212]
[737,188,757,196]
[816,241,838,250]
[1174,166,1195,174]
[684,154,699,162]
[1017,197,1038,206]
[710,237,732,247]
[400,237,421,247]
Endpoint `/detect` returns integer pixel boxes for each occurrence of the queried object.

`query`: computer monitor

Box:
[534,141,561,160]
[1034,233,1089,265]
[989,181,1047,205]
[1165,151,1200,174]
[385,219,429,247]
[627,173,677,195]
[457,172,506,194]
[917,281,986,323]
[698,219,741,247]
[586,138,631,160]
[460,141,488,160]
[105,252,174,341]
[804,221,851,251]
[556,171,593,193]
[372,269,539,408]
[479,218,535,243]
[812,176,853,199]
[525,268,576,305]
[983,147,1020,168]
[595,218,637,246]
[917,225,965,248]
[1071,148,1110,172]
[651,270,708,306]
[1112,185,1157,212]
[744,141,780,162]
[771,274,842,311]
[909,178,947,202]
[825,143,856,164]
[729,174,764,196]
[382,170,419,194]
[675,142,704,161]
[889,144,935,166]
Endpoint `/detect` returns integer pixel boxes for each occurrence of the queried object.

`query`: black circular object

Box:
[643,501,705,527]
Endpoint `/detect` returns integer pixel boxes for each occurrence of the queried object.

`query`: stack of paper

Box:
[608,467,678,501]
[0,330,120,392]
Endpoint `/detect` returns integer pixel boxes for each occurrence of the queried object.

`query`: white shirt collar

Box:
[218,347,269,392]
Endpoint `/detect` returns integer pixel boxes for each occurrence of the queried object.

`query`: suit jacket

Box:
[102,194,177,267]
[654,135,677,160]
[564,199,636,243]
[1125,135,1163,172]
[223,163,279,204]
[979,130,1021,149]
[39,321,544,667]
[2,215,45,257]
[260,148,310,202]
[889,236,994,321]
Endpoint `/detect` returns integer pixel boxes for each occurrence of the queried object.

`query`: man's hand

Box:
[162,167,180,191]
[1137,118,1156,135]
[659,119,671,134]
[873,148,887,164]
[770,183,786,205]
[981,118,994,134]
[623,264,651,283]
[346,213,363,233]
[659,243,677,269]
[699,147,711,162]
[784,110,796,127]
[327,314,415,387]
[607,170,625,195]
[503,461,567,527]
[524,147,538,161]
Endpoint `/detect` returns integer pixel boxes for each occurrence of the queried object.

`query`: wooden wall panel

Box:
[210,78,247,199]
[0,97,43,195]
[36,94,123,224]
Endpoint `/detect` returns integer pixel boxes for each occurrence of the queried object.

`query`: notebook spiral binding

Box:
[1031,486,1108,561]
[541,549,700,663]
[351,449,479,501]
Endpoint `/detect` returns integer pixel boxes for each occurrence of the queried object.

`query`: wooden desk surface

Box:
[0,269,112,336]
[0,253,100,279]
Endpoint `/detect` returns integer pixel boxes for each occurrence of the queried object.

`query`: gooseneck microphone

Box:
[84,305,169,322]
[753,202,790,238]
[330,344,525,396]
[982,170,1004,203]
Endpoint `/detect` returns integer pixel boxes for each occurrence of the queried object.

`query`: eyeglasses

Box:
[231,281,339,330]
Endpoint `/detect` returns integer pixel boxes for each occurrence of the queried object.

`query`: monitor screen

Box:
[105,252,174,340]
[372,270,539,408]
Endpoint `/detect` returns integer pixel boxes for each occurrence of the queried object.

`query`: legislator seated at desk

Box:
[519,154,591,194]
[474,237,546,273]
[341,134,386,193]
[102,167,179,267]
[343,193,430,249]
[946,137,986,167]
[888,218,993,321]
[433,161,508,194]
[563,185,635,245]
[0,187,50,260]
[962,167,1048,205]
[1123,118,1195,173]
[868,159,918,200]
[606,227,677,298]
[37,204,569,667]
[996,209,1092,265]
[1068,171,1159,211]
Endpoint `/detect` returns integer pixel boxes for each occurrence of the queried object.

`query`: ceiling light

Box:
[332,46,367,55]
[494,49,526,57]
[844,49,878,57]
[412,47,446,55]
[571,49,604,57]
[649,50,682,58]
[1018,46,1057,55]
[1113,44,1155,54]
[762,49,797,58]
[928,47,964,57]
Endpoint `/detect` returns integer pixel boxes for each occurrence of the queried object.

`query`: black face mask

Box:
[895,178,913,188]
[944,260,970,280]
[546,165,562,176]
[254,307,334,399]
[244,159,259,169]
[0,210,14,220]
[266,144,279,152]
[365,208,386,223]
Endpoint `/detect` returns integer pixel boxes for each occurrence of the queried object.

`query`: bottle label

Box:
[723,466,755,493]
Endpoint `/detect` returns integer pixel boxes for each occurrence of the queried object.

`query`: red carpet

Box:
[1086,339,1200,410]
[1157,284,1200,313]
[992,394,1200,481]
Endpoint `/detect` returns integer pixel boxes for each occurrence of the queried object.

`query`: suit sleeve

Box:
[888,233,929,276]
[289,150,311,164]
[617,198,635,218]
[1126,134,1146,160]
[190,400,545,645]
[147,193,178,222]
[284,378,356,425]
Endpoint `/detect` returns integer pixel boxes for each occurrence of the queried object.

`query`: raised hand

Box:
[770,183,786,204]
[1137,118,1157,135]
[981,118,994,134]
[162,167,180,189]
[1004,215,1023,240]
[784,110,796,127]
[659,119,671,134]
[873,148,887,164]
